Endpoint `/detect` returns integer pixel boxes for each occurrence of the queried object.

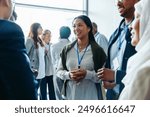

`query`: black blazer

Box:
[0,20,37,100]
[105,19,137,100]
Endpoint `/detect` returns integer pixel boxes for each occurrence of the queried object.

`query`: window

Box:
[15,0,85,10]
[15,0,87,43]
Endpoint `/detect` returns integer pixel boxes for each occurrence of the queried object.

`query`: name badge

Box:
[113,57,119,70]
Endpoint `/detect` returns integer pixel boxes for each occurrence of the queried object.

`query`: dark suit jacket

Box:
[105,19,137,100]
[0,20,37,100]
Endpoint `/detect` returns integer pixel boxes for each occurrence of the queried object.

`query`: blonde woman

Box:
[41,29,55,100]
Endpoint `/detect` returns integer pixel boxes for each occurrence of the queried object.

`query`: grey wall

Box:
[88,0,122,40]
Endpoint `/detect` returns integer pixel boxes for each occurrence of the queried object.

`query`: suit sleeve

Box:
[0,22,37,100]
[116,70,126,84]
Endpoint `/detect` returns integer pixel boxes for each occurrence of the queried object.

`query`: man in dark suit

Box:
[0,0,37,99]
[97,0,139,100]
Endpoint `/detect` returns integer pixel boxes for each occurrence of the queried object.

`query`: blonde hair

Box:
[42,29,51,40]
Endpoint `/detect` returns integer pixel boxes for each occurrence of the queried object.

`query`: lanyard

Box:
[76,43,88,68]
[118,20,133,50]
[118,27,126,50]
[118,25,129,50]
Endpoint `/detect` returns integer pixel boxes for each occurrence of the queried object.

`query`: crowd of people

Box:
[0,0,150,100]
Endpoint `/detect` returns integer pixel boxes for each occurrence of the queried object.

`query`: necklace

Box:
[78,43,88,50]
[78,46,83,49]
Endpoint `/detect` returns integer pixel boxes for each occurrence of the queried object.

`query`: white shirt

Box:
[94,32,108,54]
[36,44,45,79]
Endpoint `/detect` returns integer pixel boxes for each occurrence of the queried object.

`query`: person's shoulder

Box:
[98,33,108,41]
[99,33,107,38]
[134,60,150,85]
[51,42,63,53]
[139,60,150,71]
[51,42,60,48]
[54,39,74,48]
[90,41,105,52]
[110,19,125,35]
[91,41,100,48]
[60,40,76,53]
[25,37,34,46]
[1,20,21,30]
[0,20,24,38]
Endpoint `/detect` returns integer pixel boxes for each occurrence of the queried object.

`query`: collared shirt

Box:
[51,39,70,71]
[110,22,127,70]
[94,32,108,54]
[110,22,128,94]
[36,44,45,79]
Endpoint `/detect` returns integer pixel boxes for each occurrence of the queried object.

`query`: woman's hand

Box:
[69,68,87,82]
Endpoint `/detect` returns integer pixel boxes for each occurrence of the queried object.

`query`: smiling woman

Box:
[56,15,106,100]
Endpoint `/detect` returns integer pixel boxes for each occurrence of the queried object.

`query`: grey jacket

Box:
[45,43,53,76]
[25,38,39,71]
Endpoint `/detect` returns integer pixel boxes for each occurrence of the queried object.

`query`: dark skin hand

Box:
[97,68,116,89]
[97,68,115,81]
[102,81,116,89]
[69,68,87,82]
